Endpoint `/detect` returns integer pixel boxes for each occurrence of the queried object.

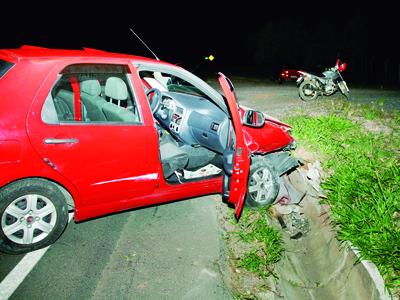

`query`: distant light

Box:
[205,54,215,61]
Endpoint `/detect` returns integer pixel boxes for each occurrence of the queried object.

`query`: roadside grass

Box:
[286,100,400,294]
[228,99,399,295]
[232,207,284,278]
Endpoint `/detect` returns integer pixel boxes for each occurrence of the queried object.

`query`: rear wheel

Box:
[0,178,69,255]
[245,158,279,208]
[299,80,318,101]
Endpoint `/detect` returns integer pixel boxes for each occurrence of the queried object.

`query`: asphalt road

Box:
[232,78,400,117]
[0,196,231,300]
[1,78,399,300]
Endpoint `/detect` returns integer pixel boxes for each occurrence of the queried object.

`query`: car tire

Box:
[0,178,69,255]
[245,158,279,208]
[299,80,318,101]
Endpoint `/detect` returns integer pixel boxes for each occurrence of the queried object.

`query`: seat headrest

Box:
[105,77,128,101]
[80,80,101,96]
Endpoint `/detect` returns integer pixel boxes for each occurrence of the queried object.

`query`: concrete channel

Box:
[267,165,394,300]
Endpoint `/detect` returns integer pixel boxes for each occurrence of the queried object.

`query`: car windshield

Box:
[0,60,14,78]
[141,71,210,99]
[166,75,207,97]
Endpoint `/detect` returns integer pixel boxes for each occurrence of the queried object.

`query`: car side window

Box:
[42,64,141,124]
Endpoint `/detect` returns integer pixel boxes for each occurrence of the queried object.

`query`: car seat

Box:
[159,133,189,178]
[105,77,128,107]
[102,77,138,122]
[80,80,107,121]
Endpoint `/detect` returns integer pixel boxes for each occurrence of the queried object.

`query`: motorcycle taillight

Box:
[338,62,347,72]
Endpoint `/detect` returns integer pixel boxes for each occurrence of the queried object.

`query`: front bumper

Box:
[264,151,299,176]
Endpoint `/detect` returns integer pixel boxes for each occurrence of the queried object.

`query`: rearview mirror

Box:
[242,110,265,127]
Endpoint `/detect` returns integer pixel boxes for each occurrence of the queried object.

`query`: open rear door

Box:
[218,73,250,219]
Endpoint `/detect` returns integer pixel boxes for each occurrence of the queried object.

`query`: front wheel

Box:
[338,81,350,100]
[299,80,319,101]
[0,179,69,255]
[245,158,279,208]
[343,90,350,100]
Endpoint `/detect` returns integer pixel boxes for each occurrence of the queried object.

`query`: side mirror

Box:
[242,110,265,128]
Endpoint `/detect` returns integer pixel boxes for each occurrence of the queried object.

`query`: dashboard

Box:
[154,92,230,154]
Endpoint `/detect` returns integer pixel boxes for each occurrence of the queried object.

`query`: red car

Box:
[279,68,302,83]
[0,45,297,254]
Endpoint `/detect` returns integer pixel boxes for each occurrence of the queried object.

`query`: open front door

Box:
[218,73,250,219]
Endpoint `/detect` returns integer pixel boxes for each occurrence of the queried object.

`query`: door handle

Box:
[44,138,79,144]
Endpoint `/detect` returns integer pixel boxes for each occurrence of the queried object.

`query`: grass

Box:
[286,100,400,294]
[232,207,284,278]
[228,99,399,295]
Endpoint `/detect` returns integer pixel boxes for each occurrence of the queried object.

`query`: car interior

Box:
[42,64,232,184]
[49,73,140,124]
[139,71,232,183]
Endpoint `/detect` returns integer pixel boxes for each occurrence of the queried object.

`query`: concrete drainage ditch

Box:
[271,164,393,300]
[219,159,395,300]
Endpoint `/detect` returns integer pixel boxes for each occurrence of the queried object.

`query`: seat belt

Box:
[70,76,82,121]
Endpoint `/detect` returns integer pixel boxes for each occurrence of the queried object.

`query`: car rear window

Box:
[0,60,14,78]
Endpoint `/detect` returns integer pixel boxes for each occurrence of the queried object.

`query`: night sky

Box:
[2,2,399,84]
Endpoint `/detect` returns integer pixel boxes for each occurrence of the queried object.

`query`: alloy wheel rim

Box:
[248,168,274,204]
[1,194,57,245]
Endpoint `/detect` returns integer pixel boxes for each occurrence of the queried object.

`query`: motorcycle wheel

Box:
[299,80,318,101]
[338,82,351,100]
[344,91,351,101]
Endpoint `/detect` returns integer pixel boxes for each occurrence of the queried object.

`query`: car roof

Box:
[0,45,170,65]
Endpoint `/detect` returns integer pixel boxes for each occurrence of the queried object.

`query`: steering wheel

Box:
[146,88,162,114]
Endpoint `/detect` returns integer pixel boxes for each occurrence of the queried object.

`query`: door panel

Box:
[29,125,159,205]
[218,73,250,219]
[27,62,160,215]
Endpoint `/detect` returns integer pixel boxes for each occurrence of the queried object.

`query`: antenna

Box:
[129,28,160,61]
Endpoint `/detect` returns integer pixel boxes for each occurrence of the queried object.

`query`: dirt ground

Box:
[207,76,400,118]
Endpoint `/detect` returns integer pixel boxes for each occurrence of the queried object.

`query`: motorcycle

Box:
[296,59,350,101]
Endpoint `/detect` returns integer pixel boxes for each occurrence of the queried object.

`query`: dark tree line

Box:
[240,13,400,86]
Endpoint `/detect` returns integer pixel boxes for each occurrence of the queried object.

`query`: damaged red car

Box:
[0,46,299,254]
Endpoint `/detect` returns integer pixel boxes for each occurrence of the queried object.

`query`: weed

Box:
[286,100,400,294]
[122,251,137,263]
[233,208,284,278]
